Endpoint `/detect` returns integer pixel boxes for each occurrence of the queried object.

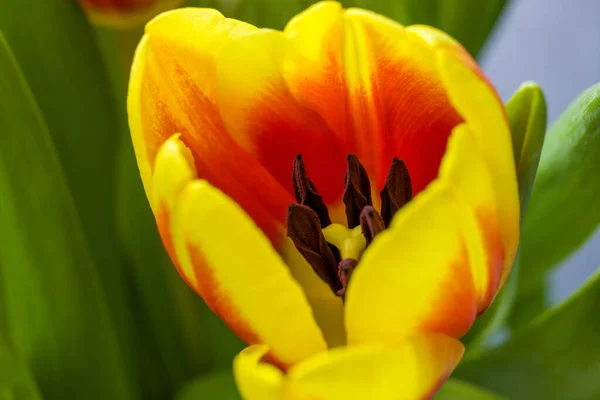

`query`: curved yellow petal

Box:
[171,180,327,367]
[345,181,477,345]
[151,134,197,212]
[288,333,464,400]
[128,8,254,203]
[150,134,198,287]
[128,9,292,244]
[409,25,520,282]
[234,345,284,400]
[438,125,504,312]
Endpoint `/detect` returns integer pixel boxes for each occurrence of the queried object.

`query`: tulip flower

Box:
[127,1,519,398]
[78,0,184,28]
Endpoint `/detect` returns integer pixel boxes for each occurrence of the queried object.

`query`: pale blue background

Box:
[480,0,600,302]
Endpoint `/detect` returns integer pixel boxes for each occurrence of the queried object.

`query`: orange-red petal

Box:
[280,3,463,195]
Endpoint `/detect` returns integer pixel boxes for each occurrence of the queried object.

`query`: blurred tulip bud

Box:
[78,0,185,28]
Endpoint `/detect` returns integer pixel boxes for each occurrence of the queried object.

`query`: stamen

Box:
[292,155,332,227]
[336,258,357,297]
[287,154,414,299]
[359,206,385,246]
[380,157,412,227]
[343,154,372,228]
[286,204,340,293]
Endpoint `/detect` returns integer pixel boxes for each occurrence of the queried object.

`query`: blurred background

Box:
[481,0,600,303]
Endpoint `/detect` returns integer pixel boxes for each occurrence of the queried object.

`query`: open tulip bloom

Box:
[128,1,521,398]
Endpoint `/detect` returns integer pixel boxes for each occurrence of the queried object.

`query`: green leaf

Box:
[456,267,600,400]
[507,82,548,220]
[435,379,505,399]
[0,0,151,390]
[0,33,134,399]
[0,0,121,265]
[176,370,241,400]
[0,344,42,400]
[512,82,600,324]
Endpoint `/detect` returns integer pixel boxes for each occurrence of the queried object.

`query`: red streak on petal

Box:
[475,208,504,314]
[375,59,463,195]
[140,56,292,245]
[418,247,477,339]
[249,86,348,205]
[156,205,202,293]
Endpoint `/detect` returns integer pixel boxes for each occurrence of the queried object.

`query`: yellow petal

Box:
[410,25,519,282]
[171,180,327,367]
[150,134,198,288]
[151,133,197,212]
[438,124,504,312]
[345,181,477,345]
[288,333,464,400]
[234,345,284,400]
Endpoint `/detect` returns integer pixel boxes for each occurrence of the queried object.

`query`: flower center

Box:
[286,154,413,298]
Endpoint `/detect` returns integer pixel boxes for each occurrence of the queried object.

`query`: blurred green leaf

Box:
[435,379,505,399]
[511,82,600,325]
[176,370,241,400]
[0,33,134,399]
[463,83,546,351]
[0,0,146,389]
[0,0,120,266]
[0,345,42,400]
[208,0,508,58]
[507,82,548,220]
[456,267,600,400]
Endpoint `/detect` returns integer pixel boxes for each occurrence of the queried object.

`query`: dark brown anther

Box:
[360,206,385,246]
[343,154,372,228]
[292,155,332,228]
[287,204,341,293]
[380,157,412,227]
[336,259,358,297]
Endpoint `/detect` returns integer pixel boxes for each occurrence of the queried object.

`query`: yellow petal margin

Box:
[235,333,464,400]
[170,179,327,367]
[409,25,520,284]
[439,124,504,312]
